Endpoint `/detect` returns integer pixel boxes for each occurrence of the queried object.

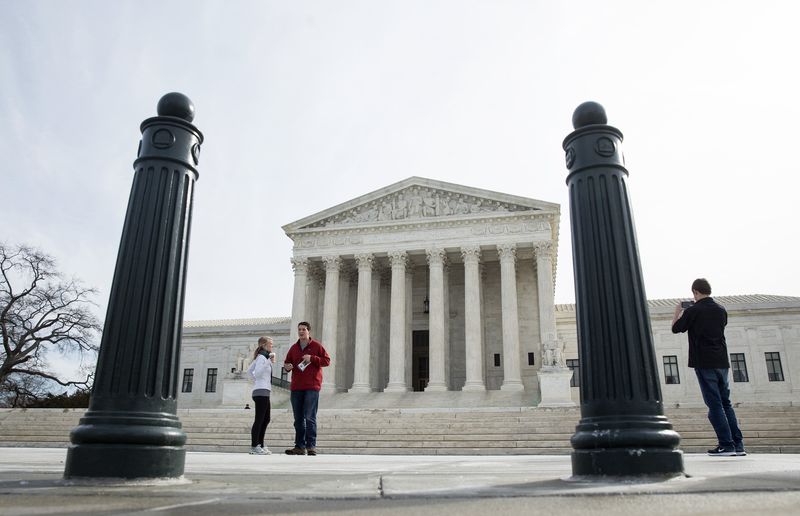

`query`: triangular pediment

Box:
[283,177,559,233]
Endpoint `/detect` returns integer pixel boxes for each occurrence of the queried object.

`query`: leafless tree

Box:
[0,243,101,400]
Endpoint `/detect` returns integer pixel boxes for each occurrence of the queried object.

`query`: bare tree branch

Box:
[0,243,100,394]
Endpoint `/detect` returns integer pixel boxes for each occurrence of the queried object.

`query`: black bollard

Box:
[563,102,683,477]
[64,93,203,479]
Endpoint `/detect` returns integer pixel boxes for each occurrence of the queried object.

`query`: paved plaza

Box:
[1,448,799,515]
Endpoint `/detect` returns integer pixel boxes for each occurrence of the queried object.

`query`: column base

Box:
[461,382,486,392]
[571,448,684,477]
[424,382,447,392]
[348,383,372,393]
[64,444,185,479]
[384,383,410,393]
[500,380,524,392]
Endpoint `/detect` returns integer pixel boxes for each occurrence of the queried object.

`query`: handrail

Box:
[272,372,290,390]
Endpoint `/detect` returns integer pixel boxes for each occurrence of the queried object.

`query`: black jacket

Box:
[671,297,729,369]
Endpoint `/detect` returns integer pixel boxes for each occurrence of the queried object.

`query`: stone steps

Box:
[2,406,799,455]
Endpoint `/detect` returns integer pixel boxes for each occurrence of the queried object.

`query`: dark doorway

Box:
[412,330,429,392]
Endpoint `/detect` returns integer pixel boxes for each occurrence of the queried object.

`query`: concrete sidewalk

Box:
[1,448,799,515]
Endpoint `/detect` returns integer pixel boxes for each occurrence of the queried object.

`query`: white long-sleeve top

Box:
[247,353,273,392]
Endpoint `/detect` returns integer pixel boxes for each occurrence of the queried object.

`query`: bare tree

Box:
[0,243,101,400]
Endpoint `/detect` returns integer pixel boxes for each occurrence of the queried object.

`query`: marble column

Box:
[336,267,353,390]
[349,253,374,393]
[426,248,448,391]
[498,243,524,391]
[289,257,309,358]
[534,241,558,353]
[386,251,409,392]
[305,266,321,341]
[370,270,383,391]
[461,246,485,391]
[321,255,341,391]
[535,241,574,407]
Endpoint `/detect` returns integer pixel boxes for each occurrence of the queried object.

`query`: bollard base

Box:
[571,448,684,478]
[64,444,185,479]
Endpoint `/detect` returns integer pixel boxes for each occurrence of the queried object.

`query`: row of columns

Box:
[289,242,556,392]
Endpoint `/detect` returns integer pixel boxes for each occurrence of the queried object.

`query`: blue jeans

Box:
[290,390,320,449]
[695,368,744,450]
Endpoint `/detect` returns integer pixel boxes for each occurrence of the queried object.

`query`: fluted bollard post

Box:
[563,102,683,477]
[64,93,203,479]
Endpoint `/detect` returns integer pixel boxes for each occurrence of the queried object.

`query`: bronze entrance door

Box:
[412,330,429,392]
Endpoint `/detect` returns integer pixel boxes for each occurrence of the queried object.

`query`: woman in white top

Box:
[247,336,275,454]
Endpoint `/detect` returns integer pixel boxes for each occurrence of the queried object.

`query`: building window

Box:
[181,368,194,393]
[494,353,501,367]
[730,353,749,383]
[765,352,784,382]
[663,355,680,384]
[205,368,218,392]
[527,352,535,366]
[566,359,580,387]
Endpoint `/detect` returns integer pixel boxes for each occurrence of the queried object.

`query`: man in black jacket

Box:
[672,278,745,456]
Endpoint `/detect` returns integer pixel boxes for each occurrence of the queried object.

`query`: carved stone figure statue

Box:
[422,193,437,217]
[393,194,407,219]
[408,191,422,217]
[542,340,566,368]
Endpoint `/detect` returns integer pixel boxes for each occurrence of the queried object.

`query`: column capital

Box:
[355,253,374,271]
[426,247,447,267]
[460,245,481,264]
[322,255,342,272]
[497,243,517,262]
[534,241,554,259]
[388,250,408,269]
[290,256,309,273]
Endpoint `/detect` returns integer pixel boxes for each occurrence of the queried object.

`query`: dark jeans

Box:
[695,368,743,449]
[250,395,271,447]
[290,389,320,449]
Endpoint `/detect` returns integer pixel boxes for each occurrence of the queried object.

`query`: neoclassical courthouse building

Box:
[178,177,800,409]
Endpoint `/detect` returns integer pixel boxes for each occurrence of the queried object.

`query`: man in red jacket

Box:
[282,321,330,455]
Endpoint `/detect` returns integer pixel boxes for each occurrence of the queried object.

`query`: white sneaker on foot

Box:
[249,446,268,455]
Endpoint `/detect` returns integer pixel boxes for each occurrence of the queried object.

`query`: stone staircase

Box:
[1,405,798,455]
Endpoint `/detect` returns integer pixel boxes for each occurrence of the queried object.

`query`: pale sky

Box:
[2,2,799,380]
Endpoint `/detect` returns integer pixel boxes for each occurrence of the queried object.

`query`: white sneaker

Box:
[260,445,272,455]
[249,446,268,455]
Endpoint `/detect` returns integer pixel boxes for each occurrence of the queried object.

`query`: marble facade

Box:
[176,178,800,409]
[281,177,563,396]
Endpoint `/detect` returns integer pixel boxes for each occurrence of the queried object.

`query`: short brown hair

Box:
[298,321,311,331]
[691,278,711,295]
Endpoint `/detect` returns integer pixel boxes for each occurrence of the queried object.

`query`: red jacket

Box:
[283,339,330,391]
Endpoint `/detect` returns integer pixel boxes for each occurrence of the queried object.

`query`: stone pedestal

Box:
[222,374,251,408]
[537,368,576,407]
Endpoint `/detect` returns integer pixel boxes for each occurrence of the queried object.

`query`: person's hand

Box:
[284,363,293,371]
[302,354,311,365]
[672,304,683,326]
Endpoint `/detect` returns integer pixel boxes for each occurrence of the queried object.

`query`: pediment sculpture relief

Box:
[307,187,537,228]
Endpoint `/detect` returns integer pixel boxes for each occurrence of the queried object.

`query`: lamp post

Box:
[563,101,683,477]
[64,93,203,479]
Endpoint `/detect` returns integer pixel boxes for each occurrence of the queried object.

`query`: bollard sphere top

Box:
[157,92,195,122]
[572,101,607,129]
